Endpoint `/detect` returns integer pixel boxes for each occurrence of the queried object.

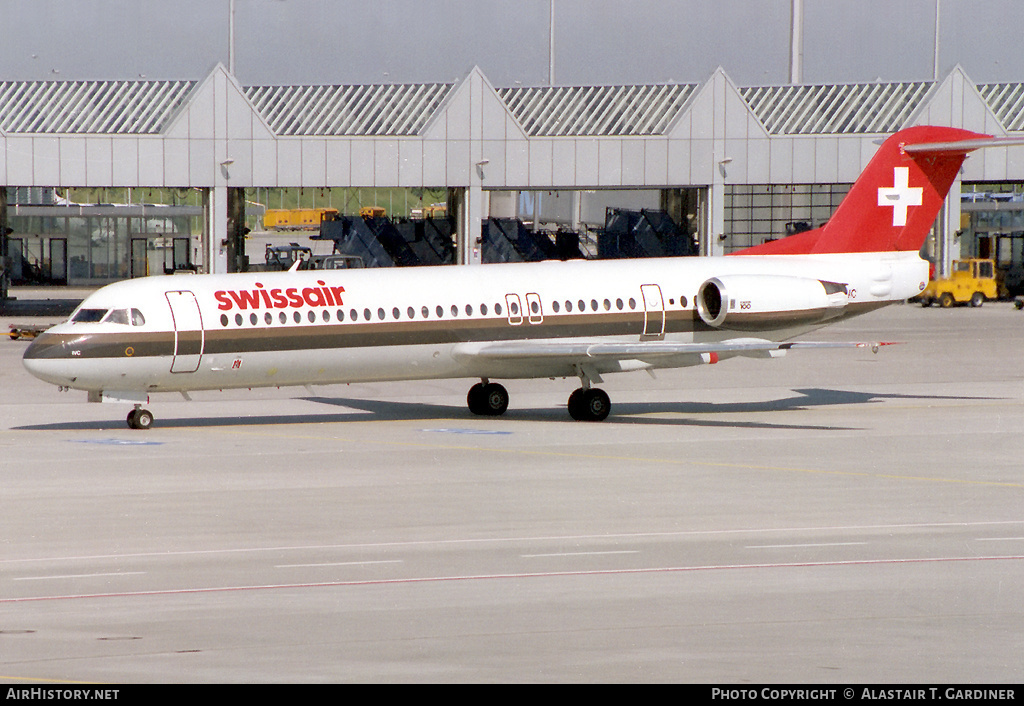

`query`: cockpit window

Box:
[104,309,130,325]
[96,308,146,326]
[71,308,108,323]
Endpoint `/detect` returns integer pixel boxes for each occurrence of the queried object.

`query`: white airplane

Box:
[22,126,1008,429]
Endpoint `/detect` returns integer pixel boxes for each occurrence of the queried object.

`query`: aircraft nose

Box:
[22,331,76,385]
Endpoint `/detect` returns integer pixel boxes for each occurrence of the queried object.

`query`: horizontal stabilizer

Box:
[902,136,1024,154]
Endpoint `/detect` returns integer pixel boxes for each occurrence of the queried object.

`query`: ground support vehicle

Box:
[917,258,998,308]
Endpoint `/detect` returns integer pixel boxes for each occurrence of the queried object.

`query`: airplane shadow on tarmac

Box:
[14,387,998,432]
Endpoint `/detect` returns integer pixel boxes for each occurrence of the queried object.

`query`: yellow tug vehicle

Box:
[918,258,999,308]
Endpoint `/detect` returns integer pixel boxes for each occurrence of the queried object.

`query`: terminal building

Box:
[2,61,1024,297]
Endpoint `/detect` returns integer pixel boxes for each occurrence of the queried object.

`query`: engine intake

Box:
[696,275,848,330]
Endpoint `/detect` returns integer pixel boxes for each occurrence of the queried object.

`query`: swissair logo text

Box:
[215,281,345,311]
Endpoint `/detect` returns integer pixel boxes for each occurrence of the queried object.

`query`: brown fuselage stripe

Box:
[25,304,885,361]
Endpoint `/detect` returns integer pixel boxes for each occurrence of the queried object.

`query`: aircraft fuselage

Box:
[24,252,924,396]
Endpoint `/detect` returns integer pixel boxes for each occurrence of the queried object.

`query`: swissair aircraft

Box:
[22,126,1009,429]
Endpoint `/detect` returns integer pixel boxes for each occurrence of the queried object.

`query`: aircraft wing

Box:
[455,338,893,364]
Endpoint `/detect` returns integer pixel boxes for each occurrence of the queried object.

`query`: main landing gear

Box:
[567,387,611,422]
[466,378,612,421]
[467,381,509,416]
[127,405,154,430]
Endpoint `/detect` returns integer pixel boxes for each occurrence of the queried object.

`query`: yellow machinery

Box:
[263,208,339,230]
[918,258,999,307]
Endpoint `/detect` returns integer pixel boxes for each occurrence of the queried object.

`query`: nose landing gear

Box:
[127,405,154,430]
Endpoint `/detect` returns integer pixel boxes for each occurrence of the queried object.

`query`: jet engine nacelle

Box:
[696,275,848,330]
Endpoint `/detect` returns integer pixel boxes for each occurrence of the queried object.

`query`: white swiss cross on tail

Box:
[877,167,923,227]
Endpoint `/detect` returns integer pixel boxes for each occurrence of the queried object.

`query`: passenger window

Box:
[480,303,488,316]
[265,312,273,325]
[280,312,288,324]
[422,306,430,318]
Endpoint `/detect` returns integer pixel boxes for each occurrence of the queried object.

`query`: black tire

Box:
[567,388,585,420]
[568,388,611,421]
[939,292,955,308]
[127,408,154,430]
[481,383,509,416]
[467,383,486,415]
[134,409,154,430]
[468,382,508,416]
[970,292,984,308]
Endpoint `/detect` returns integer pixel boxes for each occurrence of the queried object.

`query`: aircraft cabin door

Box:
[525,292,543,324]
[504,293,523,325]
[640,284,665,340]
[165,290,205,373]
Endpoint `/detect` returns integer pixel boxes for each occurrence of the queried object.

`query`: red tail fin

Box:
[736,126,988,256]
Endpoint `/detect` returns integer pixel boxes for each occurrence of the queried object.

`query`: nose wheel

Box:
[127,406,154,430]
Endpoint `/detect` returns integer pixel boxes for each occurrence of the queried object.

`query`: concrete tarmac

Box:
[1,302,1022,683]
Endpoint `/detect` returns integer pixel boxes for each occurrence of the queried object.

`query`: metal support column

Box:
[701,181,726,257]
[0,189,9,305]
[453,186,485,266]
[227,187,248,273]
[204,186,229,274]
[936,178,963,278]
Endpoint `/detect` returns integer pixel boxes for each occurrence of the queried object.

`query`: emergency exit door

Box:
[640,284,665,339]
